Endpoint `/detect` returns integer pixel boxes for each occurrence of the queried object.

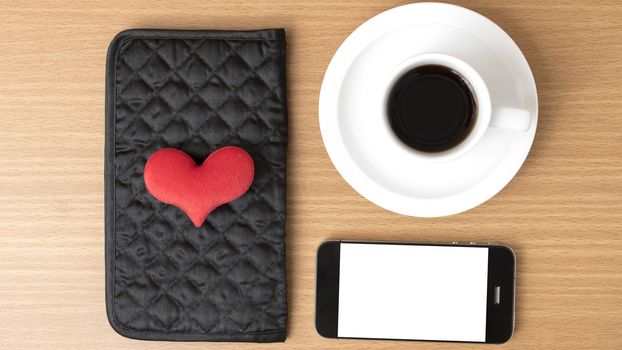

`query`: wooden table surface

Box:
[1,0,621,349]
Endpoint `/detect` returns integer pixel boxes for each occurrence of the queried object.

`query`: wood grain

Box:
[0,0,621,349]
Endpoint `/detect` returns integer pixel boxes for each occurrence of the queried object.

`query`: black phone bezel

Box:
[315,240,516,344]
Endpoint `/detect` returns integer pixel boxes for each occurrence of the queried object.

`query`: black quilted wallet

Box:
[105,29,288,342]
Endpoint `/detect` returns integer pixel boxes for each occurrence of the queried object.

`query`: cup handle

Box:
[490,106,532,132]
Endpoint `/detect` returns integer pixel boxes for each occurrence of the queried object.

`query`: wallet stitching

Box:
[113,40,276,179]
[111,37,285,336]
[110,34,285,337]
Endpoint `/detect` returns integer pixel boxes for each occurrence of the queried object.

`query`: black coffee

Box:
[387,65,476,152]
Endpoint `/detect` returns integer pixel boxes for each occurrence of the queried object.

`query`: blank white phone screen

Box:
[338,243,489,342]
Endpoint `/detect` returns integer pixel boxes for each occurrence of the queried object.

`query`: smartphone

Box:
[315,240,515,343]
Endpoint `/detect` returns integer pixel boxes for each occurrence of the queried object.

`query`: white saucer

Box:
[319,3,538,217]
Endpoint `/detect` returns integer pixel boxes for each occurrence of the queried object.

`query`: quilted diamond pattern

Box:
[105,29,287,342]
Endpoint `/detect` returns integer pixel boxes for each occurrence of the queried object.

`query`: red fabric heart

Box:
[144,147,254,227]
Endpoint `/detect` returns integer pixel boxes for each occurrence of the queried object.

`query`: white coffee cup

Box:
[381,53,532,162]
